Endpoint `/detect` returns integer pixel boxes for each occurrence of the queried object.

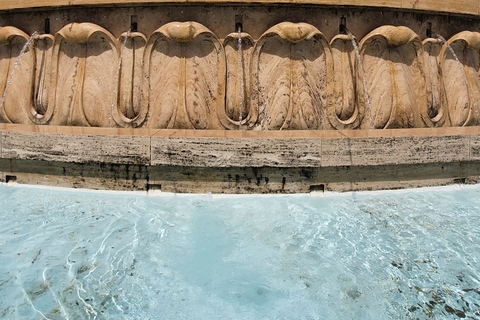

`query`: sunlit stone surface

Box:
[0,183,479,319]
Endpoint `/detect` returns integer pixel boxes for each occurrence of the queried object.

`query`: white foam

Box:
[1,181,478,199]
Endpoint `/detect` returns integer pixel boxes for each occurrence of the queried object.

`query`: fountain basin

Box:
[2,2,480,192]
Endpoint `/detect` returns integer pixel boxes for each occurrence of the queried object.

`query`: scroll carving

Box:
[2,21,480,130]
[251,22,333,130]
[440,31,480,127]
[0,27,35,124]
[142,22,225,129]
[49,23,119,127]
[359,26,426,129]
[329,34,360,129]
[423,38,448,127]
[223,32,254,129]
[31,34,54,124]
[114,31,147,128]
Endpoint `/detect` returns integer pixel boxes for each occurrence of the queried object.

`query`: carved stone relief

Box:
[114,31,147,128]
[0,27,35,124]
[441,31,480,127]
[329,34,360,129]
[359,26,426,129]
[0,22,479,130]
[423,38,448,127]
[223,32,254,129]
[251,22,332,130]
[49,23,119,127]
[32,34,54,124]
[142,22,225,129]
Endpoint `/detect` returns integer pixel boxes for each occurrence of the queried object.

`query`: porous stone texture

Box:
[1,131,150,164]
[1,0,479,15]
[1,7,480,131]
[1,125,480,193]
[151,137,322,167]
[1,1,480,193]
[321,135,470,167]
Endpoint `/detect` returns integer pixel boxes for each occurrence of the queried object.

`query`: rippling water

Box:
[0,183,479,319]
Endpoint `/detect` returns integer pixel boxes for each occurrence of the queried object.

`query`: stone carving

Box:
[48,23,119,127]
[251,22,332,130]
[142,22,225,129]
[223,32,254,129]
[32,33,54,123]
[423,38,448,127]
[1,21,480,130]
[441,31,480,127]
[114,31,147,127]
[0,26,35,124]
[329,34,360,129]
[359,26,426,129]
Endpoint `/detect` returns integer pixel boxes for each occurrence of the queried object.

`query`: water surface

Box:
[0,183,479,319]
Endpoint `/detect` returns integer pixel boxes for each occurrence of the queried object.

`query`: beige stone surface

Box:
[251,22,332,130]
[422,38,447,127]
[142,22,226,129]
[1,3,480,193]
[151,137,323,167]
[2,0,475,15]
[358,26,426,129]
[1,131,150,164]
[321,135,470,167]
[224,32,254,129]
[0,17,479,131]
[402,0,479,15]
[441,31,480,127]
[468,135,480,160]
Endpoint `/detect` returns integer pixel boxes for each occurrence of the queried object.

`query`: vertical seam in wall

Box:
[469,134,472,162]
[149,136,152,166]
[319,137,322,185]
[149,129,161,167]
[319,137,323,184]
[320,137,323,168]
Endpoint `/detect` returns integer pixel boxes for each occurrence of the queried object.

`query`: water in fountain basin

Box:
[1,183,480,319]
[434,32,480,124]
[237,31,243,130]
[0,31,38,114]
[109,29,131,126]
[345,29,373,129]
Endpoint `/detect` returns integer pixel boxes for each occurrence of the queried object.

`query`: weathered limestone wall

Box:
[1,0,480,16]
[1,3,480,192]
[1,124,480,193]
[0,5,480,131]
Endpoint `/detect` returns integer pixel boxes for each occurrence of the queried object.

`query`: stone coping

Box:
[1,123,480,138]
[1,124,479,168]
[0,0,478,16]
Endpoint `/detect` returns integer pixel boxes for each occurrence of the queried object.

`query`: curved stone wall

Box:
[1,0,480,16]
[1,21,480,130]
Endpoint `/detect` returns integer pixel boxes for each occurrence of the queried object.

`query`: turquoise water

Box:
[0,183,479,319]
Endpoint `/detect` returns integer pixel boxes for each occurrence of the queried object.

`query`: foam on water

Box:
[0,183,479,319]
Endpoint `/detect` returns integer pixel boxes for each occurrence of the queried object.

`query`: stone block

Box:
[321,135,469,167]
[151,137,322,167]
[1,132,150,165]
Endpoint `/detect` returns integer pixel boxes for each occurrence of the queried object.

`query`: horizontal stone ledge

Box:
[1,131,151,165]
[0,124,477,168]
[1,123,478,138]
[0,0,478,16]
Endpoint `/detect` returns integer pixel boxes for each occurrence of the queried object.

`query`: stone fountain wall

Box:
[1,5,480,130]
[1,3,480,193]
